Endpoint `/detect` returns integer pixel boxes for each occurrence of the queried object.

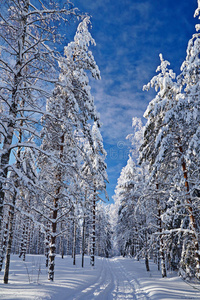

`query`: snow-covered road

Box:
[1,255,200,299]
[71,257,149,300]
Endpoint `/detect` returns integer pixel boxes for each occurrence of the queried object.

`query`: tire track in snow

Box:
[71,257,150,300]
[91,258,115,299]
[115,258,150,300]
[72,258,113,300]
[106,258,136,300]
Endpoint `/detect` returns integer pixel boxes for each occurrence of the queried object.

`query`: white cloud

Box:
[75,0,198,201]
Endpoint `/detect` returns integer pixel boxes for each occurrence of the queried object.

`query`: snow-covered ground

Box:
[0,255,200,300]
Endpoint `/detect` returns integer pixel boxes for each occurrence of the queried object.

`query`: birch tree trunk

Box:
[3,191,17,284]
[48,195,58,281]
[0,0,30,235]
[48,134,64,281]
[144,230,150,272]
[67,220,70,256]
[90,191,96,267]
[82,217,86,268]
[45,226,50,268]
[0,218,9,271]
[145,250,150,272]
[157,239,161,271]
[4,114,25,283]
[60,221,64,259]
[73,221,76,266]
[156,183,167,278]
[19,218,29,261]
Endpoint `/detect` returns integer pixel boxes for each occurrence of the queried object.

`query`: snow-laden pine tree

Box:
[39,17,107,280]
[114,155,141,257]
[39,87,80,280]
[90,122,108,266]
[126,119,151,269]
[140,54,177,176]
[173,5,200,278]
[80,121,108,267]
[140,48,200,278]
[95,202,112,258]
[139,55,179,277]
[113,117,151,271]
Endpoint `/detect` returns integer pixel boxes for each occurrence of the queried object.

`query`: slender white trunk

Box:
[90,191,96,267]
[156,183,167,278]
[73,221,76,266]
[4,191,17,284]
[0,218,9,271]
[82,217,85,268]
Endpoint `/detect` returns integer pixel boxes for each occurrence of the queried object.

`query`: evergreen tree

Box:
[39,17,107,280]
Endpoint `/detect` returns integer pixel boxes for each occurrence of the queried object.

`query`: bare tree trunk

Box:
[27,221,34,255]
[60,221,64,259]
[82,217,85,268]
[4,117,24,283]
[156,183,167,278]
[48,196,58,281]
[37,226,43,255]
[73,221,76,266]
[179,144,200,277]
[145,251,150,272]
[144,230,150,272]
[0,114,16,236]
[0,218,9,271]
[135,227,140,261]
[45,230,50,267]
[0,0,30,236]
[90,192,96,267]
[48,134,64,281]
[61,237,64,259]
[19,220,27,260]
[4,192,17,284]
[67,220,70,256]
[160,236,167,277]
[157,239,160,271]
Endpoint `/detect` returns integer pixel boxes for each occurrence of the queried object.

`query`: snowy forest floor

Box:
[0,255,200,300]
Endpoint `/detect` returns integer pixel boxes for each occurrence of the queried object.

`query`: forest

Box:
[1,0,200,290]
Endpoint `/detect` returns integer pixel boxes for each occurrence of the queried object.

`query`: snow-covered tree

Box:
[140,43,200,278]
[39,16,107,280]
[95,202,112,258]
[139,54,181,277]
[114,156,139,256]
[0,1,76,283]
[174,9,200,277]
[89,122,108,266]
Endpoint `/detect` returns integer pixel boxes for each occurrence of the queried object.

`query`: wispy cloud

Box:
[74,0,197,201]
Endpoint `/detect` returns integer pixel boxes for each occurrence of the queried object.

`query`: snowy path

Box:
[1,255,200,299]
[71,257,143,300]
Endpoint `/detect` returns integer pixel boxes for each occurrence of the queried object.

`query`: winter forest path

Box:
[1,255,200,300]
[71,257,149,300]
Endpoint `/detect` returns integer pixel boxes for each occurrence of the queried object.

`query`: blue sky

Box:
[73,0,198,203]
